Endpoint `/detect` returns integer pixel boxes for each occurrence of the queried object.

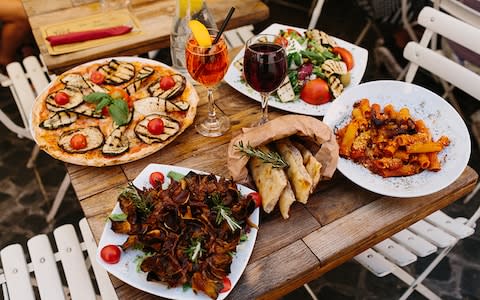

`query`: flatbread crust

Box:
[31,57,199,167]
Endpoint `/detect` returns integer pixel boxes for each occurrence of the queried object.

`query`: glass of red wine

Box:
[243,34,287,126]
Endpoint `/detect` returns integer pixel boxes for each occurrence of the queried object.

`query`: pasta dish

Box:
[335,99,450,177]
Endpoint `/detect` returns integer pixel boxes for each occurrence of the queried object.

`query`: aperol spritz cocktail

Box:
[185,28,230,137]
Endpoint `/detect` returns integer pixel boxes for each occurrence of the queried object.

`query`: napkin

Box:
[46,25,133,46]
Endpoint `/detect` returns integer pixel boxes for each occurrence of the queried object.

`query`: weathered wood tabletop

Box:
[21,0,269,75]
[64,54,478,298]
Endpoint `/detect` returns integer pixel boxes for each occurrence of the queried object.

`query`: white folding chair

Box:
[0,56,70,223]
[353,6,480,300]
[223,25,255,49]
[0,218,118,300]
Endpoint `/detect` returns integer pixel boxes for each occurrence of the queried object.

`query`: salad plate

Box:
[97,163,259,300]
[323,80,470,197]
[224,23,368,116]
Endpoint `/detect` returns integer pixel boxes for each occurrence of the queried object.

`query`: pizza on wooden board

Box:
[31,57,199,166]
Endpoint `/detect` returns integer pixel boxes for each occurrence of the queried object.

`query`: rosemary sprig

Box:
[210,193,241,232]
[185,239,205,263]
[120,183,151,216]
[234,141,288,168]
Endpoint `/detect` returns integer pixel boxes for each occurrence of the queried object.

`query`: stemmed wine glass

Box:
[185,28,230,137]
[243,34,287,126]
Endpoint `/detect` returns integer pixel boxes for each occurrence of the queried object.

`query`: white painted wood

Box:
[425,211,475,239]
[391,266,441,300]
[408,220,456,248]
[79,218,119,300]
[372,239,417,267]
[308,0,325,29]
[27,235,65,300]
[0,244,35,300]
[391,229,438,257]
[236,25,254,43]
[224,29,244,49]
[354,248,393,277]
[23,56,49,97]
[53,224,96,300]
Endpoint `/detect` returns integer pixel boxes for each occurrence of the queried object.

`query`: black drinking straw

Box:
[213,7,235,44]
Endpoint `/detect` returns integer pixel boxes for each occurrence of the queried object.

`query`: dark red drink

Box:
[243,43,287,93]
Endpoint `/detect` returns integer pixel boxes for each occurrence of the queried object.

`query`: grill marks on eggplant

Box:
[133,96,190,116]
[102,126,129,156]
[147,74,186,99]
[58,126,104,153]
[98,59,135,85]
[126,66,154,95]
[40,111,77,129]
[46,86,84,111]
[134,114,180,144]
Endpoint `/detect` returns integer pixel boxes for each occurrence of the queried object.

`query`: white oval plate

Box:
[224,23,368,116]
[97,163,259,300]
[323,80,471,198]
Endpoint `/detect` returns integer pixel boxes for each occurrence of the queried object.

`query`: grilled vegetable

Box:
[133,96,189,116]
[147,74,186,99]
[46,87,84,111]
[102,126,129,156]
[98,59,135,85]
[39,111,77,129]
[134,114,180,144]
[126,66,154,95]
[58,126,104,153]
[276,76,295,102]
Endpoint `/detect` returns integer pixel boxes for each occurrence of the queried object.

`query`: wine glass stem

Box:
[207,88,217,122]
[260,92,269,124]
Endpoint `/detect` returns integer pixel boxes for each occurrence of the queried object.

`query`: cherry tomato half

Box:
[274,36,288,47]
[54,91,70,105]
[332,47,354,71]
[100,245,122,264]
[248,192,262,208]
[220,277,231,293]
[109,87,129,101]
[102,106,110,117]
[160,76,175,90]
[147,117,164,135]
[286,28,301,36]
[149,171,165,188]
[300,78,331,105]
[70,134,87,150]
[90,71,105,84]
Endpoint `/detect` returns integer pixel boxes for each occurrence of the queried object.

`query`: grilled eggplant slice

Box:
[134,114,180,144]
[328,76,344,99]
[46,86,84,111]
[71,103,103,118]
[98,59,135,85]
[102,126,129,156]
[134,96,190,116]
[147,74,185,99]
[58,126,104,153]
[39,111,77,130]
[126,66,155,95]
[322,60,348,77]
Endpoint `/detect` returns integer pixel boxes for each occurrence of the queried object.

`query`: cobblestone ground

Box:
[1,0,480,299]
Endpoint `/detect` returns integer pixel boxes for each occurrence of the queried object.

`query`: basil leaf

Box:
[109,213,127,221]
[95,97,112,113]
[84,92,110,104]
[167,171,185,182]
[109,99,129,126]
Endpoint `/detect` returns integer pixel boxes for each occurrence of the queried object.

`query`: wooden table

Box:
[21,0,269,74]
[64,62,478,299]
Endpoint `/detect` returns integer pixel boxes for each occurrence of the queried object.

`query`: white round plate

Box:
[323,80,471,198]
[224,23,369,116]
[96,164,259,300]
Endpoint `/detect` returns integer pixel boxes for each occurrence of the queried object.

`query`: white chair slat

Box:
[425,210,475,239]
[53,224,96,300]
[236,25,254,44]
[391,229,438,257]
[0,244,35,300]
[404,42,480,99]
[408,220,456,248]
[418,7,480,56]
[26,234,65,300]
[23,56,49,97]
[353,248,394,277]
[5,62,36,129]
[224,29,244,49]
[79,218,119,300]
[372,238,417,267]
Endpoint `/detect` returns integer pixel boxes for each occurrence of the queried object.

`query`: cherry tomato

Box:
[102,106,110,117]
[147,117,164,135]
[149,171,165,188]
[100,245,122,264]
[332,47,354,71]
[300,78,331,105]
[160,76,176,90]
[54,91,70,105]
[109,87,129,101]
[286,28,301,36]
[274,36,288,47]
[248,192,262,208]
[90,71,105,84]
[220,277,231,293]
[70,134,87,150]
